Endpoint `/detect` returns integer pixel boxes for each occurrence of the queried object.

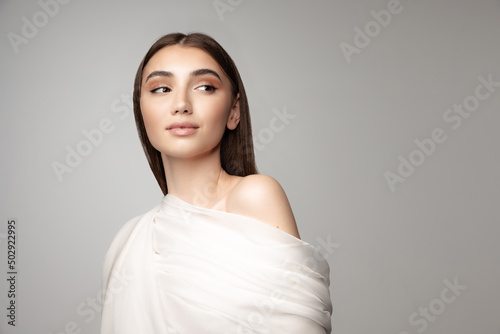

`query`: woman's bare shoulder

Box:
[226,174,300,239]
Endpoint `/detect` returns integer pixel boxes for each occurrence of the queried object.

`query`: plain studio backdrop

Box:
[1,0,499,333]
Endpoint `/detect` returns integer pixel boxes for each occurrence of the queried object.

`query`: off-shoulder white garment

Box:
[101,194,332,333]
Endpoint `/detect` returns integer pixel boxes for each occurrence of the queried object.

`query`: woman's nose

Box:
[171,89,193,115]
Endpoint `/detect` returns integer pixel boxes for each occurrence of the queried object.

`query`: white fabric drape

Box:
[101,194,332,333]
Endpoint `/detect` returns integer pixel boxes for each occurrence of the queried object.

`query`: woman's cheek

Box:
[204,108,229,139]
[141,102,164,147]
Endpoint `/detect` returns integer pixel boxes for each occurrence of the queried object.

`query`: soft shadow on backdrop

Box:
[1,0,499,333]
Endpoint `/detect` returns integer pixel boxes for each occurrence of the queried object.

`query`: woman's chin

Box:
[160,146,220,161]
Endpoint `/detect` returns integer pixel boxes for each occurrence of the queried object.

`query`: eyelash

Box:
[150,87,171,93]
[149,85,217,94]
[198,85,217,92]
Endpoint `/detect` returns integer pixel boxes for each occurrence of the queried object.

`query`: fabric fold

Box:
[101,194,332,333]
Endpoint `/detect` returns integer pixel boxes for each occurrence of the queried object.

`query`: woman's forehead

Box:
[144,45,222,75]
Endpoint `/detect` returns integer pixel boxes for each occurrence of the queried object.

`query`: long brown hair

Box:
[133,32,258,195]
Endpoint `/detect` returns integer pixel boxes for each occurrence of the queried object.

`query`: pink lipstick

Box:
[166,122,199,136]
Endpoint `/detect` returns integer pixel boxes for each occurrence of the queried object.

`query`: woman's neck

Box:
[161,149,234,209]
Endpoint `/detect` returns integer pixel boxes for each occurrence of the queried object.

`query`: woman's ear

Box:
[226,93,241,130]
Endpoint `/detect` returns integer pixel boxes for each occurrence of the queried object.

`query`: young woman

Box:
[101,32,332,333]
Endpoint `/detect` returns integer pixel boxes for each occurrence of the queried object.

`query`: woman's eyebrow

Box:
[190,68,222,82]
[145,70,172,83]
[145,68,222,83]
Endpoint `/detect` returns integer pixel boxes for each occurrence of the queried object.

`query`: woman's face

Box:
[140,45,240,160]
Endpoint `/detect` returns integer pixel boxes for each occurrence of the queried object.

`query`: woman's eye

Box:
[198,85,217,92]
[150,87,171,93]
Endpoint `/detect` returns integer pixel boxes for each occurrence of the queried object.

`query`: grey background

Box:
[1,0,499,333]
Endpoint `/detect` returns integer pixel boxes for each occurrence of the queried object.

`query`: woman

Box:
[101,32,332,333]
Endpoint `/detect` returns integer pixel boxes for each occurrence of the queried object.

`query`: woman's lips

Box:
[168,127,198,136]
[166,122,199,136]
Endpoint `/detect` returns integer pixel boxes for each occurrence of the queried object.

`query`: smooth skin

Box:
[140,45,300,239]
